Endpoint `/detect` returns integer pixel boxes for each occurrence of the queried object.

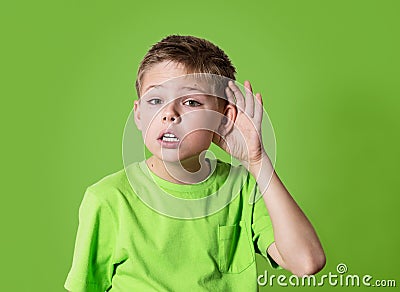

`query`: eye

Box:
[183,99,202,107]
[147,98,162,105]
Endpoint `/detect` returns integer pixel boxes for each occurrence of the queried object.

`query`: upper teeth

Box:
[164,133,176,138]
[162,133,179,141]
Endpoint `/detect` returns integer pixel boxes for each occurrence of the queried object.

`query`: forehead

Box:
[141,61,223,98]
[142,61,188,88]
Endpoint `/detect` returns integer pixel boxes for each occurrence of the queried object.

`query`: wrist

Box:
[248,152,273,178]
[248,154,276,196]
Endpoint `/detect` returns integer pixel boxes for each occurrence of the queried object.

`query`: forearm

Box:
[248,155,326,276]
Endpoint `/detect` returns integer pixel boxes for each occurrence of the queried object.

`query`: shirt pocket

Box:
[218,220,255,273]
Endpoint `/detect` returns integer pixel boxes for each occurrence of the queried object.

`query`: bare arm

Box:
[249,156,326,276]
[215,80,326,276]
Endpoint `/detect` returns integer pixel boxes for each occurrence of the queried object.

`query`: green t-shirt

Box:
[64,159,279,291]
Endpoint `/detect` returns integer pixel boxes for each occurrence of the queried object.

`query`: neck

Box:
[146,153,211,184]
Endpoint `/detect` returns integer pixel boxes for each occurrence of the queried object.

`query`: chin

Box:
[151,151,181,163]
[158,152,203,165]
[160,157,181,163]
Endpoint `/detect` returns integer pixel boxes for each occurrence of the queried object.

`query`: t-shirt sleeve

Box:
[64,189,116,292]
[249,174,281,270]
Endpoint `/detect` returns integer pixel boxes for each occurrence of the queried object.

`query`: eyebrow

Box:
[143,84,207,94]
[144,84,163,92]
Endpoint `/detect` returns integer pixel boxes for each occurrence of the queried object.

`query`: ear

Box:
[133,100,142,131]
[216,103,237,137]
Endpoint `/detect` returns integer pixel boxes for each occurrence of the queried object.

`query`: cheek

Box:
[140,111,160,133]
[183,130,214,148]
[183,110,221,132]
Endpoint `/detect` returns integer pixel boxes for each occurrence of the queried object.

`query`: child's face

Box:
[134,61,227,163]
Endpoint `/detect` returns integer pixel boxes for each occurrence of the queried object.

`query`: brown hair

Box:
[135,35,236,97]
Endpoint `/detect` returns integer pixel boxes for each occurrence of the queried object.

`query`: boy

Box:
[65,35,325,291]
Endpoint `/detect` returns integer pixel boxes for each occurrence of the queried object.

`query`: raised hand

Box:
[213,80,267,168]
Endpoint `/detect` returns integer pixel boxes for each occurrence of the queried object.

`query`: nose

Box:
[161,102,180,123]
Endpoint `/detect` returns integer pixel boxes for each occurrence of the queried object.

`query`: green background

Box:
[1,0,399,291]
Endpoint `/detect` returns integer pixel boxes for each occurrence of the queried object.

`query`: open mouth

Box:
[158,131,180,144]
[161,133,180,142]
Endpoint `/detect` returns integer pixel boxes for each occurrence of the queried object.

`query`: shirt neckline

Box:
[138,158,220,193]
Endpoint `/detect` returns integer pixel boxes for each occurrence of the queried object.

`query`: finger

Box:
[228,80,245,113]
[244,80,255,118]
[254,92,264,124]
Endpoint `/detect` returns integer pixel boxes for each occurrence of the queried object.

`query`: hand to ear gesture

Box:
[213,80,267,169]
[214,80,327,277]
